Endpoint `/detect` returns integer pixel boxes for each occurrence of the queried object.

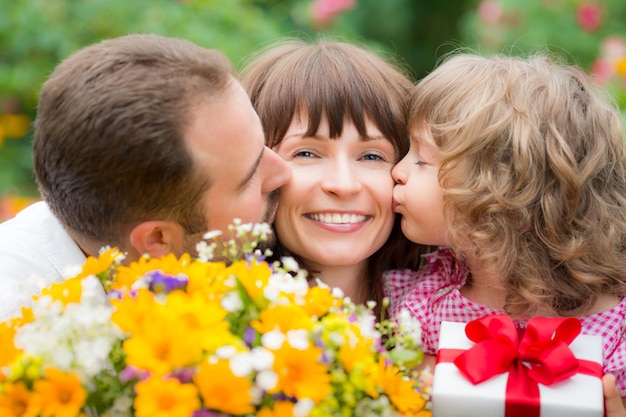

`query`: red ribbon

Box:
[436,314,603,417]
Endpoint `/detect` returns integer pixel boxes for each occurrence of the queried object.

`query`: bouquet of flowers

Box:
[0,220,431,417]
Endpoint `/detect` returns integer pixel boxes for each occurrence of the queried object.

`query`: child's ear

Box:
[128,220,185,258]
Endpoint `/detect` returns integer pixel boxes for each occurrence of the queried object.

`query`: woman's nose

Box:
[320,158,362,197]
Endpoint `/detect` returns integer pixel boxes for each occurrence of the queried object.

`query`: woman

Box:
[241,38,428,319]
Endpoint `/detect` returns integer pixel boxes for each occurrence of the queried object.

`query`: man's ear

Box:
[128,220,185,258]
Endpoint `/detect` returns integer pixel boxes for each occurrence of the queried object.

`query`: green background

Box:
[1,0,625,220]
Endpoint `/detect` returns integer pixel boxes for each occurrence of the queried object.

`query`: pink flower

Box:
[311,0,356,26]
[478,0,502,25]
[590,58,614,85]
[576,2,603,32]
[600,36,626,60]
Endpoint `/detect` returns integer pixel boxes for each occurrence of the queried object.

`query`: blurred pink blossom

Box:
[600,36,626,60]
[478,0,502,25]
[591,37,626,86]
[591,58,614,85]
[311,0,356,26]
[576,2,603,32]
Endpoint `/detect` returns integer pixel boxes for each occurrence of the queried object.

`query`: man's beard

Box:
[263,188,280,224]
[182,188,280,262]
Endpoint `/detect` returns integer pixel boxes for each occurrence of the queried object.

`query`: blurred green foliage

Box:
[0,0,291,198]
[0,0,473,204]
[3,0,625,214]
[461,0,626,117]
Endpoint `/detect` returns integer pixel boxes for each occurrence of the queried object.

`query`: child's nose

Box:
[392,158,407,185]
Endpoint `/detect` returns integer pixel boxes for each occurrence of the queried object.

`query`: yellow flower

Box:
[134,376,199,417]
[75,247,121,280]
[301,286,339,318]
[257,401,298,417]
[32,368,86,417]
[269,343,331,403]
[378,360,426,416]
[12,307,34,327]
[185,261,230,298]
[252,304,314,334]
[194,358,255,415]
[227,260,272,300]
[0,114,30,138]
[338,334,375,371]
[36,276,83,306]
[110,289,156,334]
[163,291,235,353]
[617,57,626,76]
[112,253,192,291]
[0,381,37,417]
[0,322,21,367]
[122,310,203,375]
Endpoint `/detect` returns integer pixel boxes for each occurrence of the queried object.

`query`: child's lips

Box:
[392,199,400,212]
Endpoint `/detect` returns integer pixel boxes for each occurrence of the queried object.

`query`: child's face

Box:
[391,126,448,246]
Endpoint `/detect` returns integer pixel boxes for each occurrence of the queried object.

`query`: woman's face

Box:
[272,114,397,271]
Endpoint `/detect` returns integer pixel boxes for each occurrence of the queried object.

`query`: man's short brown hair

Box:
[33,34,234,247]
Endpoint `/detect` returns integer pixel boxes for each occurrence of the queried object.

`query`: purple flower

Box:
[244,326,257,346]
[146,270,187,293]
[119,366,150,382]
[192,409,232,417]
[171,367,195,383]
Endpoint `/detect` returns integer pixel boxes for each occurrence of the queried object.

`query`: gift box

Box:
[431,315,603,417]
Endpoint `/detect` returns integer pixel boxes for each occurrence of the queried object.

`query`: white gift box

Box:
[431,321,603,417]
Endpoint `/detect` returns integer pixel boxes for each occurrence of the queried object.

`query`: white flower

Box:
[256,369,278,391]
[287,329,310,350]
[261,330,285,350]
[397,308,423,345]
[250,347,274,370]
[281,256,300,272]
[15,278,120,383]
[202,230,223,241]
[230,352,254,377]
[215,345,238,359]
[221,291,243,312]
[331,286,345,299]
[294,399,315,417]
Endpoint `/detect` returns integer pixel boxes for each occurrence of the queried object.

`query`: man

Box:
[0,34,291,318]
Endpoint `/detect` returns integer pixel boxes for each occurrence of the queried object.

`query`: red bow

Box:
[455,314,581,386]
[436,314,603,417]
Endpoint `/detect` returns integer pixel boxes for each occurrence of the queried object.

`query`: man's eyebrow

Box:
[237,148,264,190]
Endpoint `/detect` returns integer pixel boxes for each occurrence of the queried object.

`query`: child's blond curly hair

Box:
[411,53,626,318]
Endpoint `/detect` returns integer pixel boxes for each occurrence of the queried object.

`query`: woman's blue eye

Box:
[415,160,426,166]
[295,151,315,158]
[363,153,384,161]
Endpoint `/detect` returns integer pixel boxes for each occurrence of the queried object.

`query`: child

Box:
[385,53,626,405]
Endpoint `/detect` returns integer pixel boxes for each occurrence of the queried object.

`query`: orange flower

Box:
[32,368,86,417]
[378,360,426,417]
[0,381,37,417]
[0,322,21,367]
[134,376,199,417]
[257,401,298,417]
[194,359,255,415]
[269,343,331,402]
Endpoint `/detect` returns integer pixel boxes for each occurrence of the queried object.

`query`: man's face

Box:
[184,79,291,246]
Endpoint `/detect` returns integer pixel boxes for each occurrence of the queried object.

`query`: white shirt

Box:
[0,201,86,319]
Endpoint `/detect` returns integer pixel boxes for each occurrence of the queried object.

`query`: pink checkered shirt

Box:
[384,247,626,395]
